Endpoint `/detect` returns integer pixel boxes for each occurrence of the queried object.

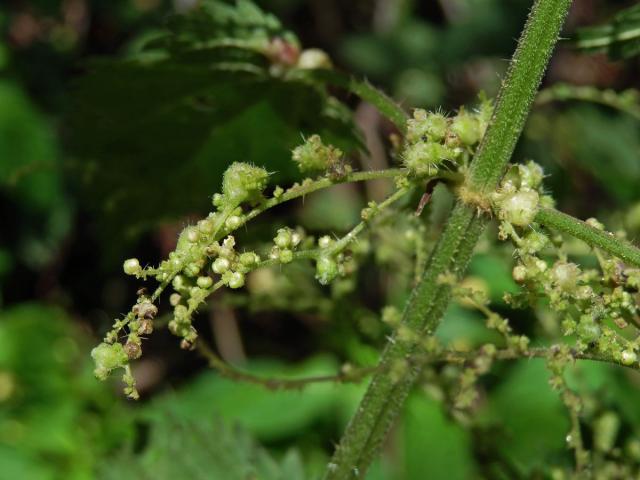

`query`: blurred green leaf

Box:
[147,355,359,441]
[99,414,306,480]
[401,394,476,480]
[480,361,569,474]
[575,4,640,59]
[67,0,362,249]
[0,303,131,480]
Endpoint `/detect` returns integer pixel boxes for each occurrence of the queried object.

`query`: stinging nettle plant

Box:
[87,0,640,477]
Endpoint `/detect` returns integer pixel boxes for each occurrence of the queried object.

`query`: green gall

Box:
[222,162,269,206]
[123,258,141,276]
[91,342,128,380]
[291,135,342,173]
[315,256,339,285]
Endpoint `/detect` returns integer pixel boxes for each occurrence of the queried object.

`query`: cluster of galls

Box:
[402,98,492,177]
[496,164,640,367]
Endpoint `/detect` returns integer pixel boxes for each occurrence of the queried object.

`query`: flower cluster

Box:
[402,98,492,177]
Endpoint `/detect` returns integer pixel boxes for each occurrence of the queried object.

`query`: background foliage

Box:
[2,0,640,478]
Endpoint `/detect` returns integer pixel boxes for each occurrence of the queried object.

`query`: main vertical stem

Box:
[323,1,572,478]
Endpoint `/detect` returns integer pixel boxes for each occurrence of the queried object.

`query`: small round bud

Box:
[197,276,213,289]
[172,275,187,290]
[279,249,294,264]
[222,162,270,206]
[185,227,200,243]
[318,235,333,249]
[291,135,342,173]
[315,256,339,285]
[227,271,245,289]
[451,110,482,146]
[184,263,201,277]
[225,215,242,230]
[180,339,195,351]
[512,265,527,283]
[136,301,158,320]
[239,252,260,267]
[498,190,539,227]
[197,218,215,234]
[621,349,637,366]
[402,141,455,176]
[212,257,231,274]
[123,258,141,276]
[552,262,580,292]
[274,228,293,249]
[91,342,128,380]
[297,48,332,69]
[169,293,182,306]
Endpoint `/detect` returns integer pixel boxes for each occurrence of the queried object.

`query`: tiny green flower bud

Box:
[123,258,141,276]
[407,110,448,143]
[185,227,200,243]
[279,249,294,263]
[512,265,527,283]
[315,256,339,285]
[274,228,293,249]
[451,110,482,146]
[222,162,270,206]
[225,215,242,230]
[552,262,580,292]
[498,190,539,227]
[291,135,342,173]
[197,276,213,289]
[169,293,182,306]
[91,342,128,380]
[239,252,260,267]
[172,275,187,291]
[318,235,333,249]
[297,48,332,69]
[184,262,200,277]
[227,271,245,289]
[212,257,231,274]
[197,218,215,234]
[621,349,637,365]
[402,141,455,176]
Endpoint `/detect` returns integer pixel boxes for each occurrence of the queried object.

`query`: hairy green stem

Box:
[323,1,572,478]
[536,207,640,267]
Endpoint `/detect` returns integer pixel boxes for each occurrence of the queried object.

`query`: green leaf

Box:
[574,4,640,59]
[98,415,306,480]
[66,0,361,251]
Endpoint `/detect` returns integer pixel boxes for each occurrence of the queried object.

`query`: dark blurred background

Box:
[1,1,640,479]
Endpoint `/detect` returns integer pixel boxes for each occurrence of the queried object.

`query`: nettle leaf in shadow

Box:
[98,415,306,480]
[574,4,640,59]
[66,0,361,249]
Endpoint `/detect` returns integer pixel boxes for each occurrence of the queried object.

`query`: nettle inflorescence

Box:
[93,112,484,398]
[402,96,492,177]
[92,92,498,398]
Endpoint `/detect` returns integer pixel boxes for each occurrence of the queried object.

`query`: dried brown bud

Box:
[124,341,142,359]
[137,319,154,336]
